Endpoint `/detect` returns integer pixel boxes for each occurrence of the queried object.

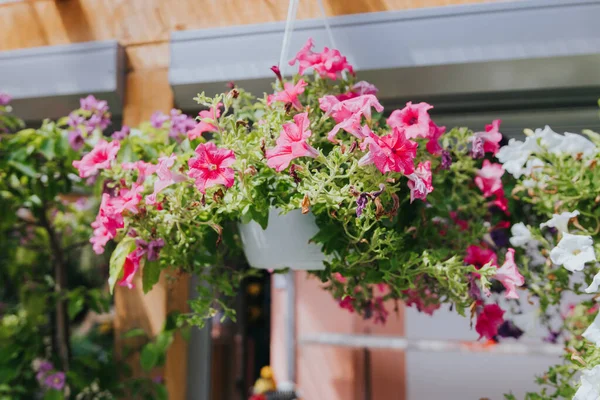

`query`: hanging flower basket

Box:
[238,208,326,270]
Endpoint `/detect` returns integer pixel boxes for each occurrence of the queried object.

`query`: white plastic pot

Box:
[238,208,326,270]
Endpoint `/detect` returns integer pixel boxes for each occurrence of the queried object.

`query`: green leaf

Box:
[39,138,56,160]
[155,384,168,400]
[67,295,84,320]
[109,237,137,294]
[142,260,161,294]
[8,161,37,178]
[122,328,147,339]
[155,331,174,353]
[140,343,159,371]
[43,390,64,400]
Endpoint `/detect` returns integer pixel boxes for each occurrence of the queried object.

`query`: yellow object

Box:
[253,366,277,394]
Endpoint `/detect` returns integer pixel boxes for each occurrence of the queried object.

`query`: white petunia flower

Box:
[509,223,534,248]
[540,210,580,234]
[582,310,600,345]
[533,125,564,154]
[585,273,600,294]
[562,132,597,158]
[574,364,600,400]
[549,233,596,272]
[525,242,546,267]
[496,139,531,178]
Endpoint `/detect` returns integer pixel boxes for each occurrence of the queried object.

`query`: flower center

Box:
[209,164,218,171]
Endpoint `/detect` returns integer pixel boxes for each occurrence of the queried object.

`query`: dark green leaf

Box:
[140,343,159,371]
[142,260,161,294]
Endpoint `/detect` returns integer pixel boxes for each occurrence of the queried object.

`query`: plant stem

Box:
[39,208,70,371]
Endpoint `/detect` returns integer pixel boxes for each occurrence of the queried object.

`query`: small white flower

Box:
[496,139,531,178]
[574,364,600,400]
[522,157,545,177]
[540,210,580,234]
[562,132,597,158]
[586,273,600,294]
[533,125,564,154]
[509,222,534,248]
[582,309,600,345]
[525,242,546,267]
[549,233,596,272]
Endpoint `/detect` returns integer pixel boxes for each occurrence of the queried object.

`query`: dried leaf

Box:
[374,197,384,220]
[213,189,224,203]
[301,194,310,214]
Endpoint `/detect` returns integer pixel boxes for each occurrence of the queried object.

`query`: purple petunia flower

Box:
[356,193,369,217]
[0,92,12,106]
[44,372,66,390]
[441,150,452,170]
[497,320,524,339]
[68,129,85,151]
[150,111,169,129]
[112,125,130,140]
[168,109,196,139]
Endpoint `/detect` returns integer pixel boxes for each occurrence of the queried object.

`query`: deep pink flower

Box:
[339,295,355,313]
[266,112,318,172]
[465,245,497,269]
[119,250,143,289]
[372,297,389,324]
[473,119,503,155]
[407,161,433,203]
[358,128,418,175]
[493,248,525,299]
[122,160,158,184]
[490,193,510,215]
[320,94,384,142]
[333,272,347,284]
[474,160,505,198]
[44,372,66,390]
[475,304,505,340]
[187,105,222,140]
[113,183,144,214]
[449,211,469,231]
[72,139,120,178]
[289,38,354,80]
[404,286,441,316]
[90,193,124,254]
[146,154,187,205]
[387,102,433,139]
[425,122,446,155]
[188,142,236,194]
[267,79,308,111]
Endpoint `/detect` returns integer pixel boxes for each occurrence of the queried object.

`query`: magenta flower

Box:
[122,160,158,184]
[472,119,503,155]
[339,295,355,313]
[465,245,497,269]
[150,111,169,128]
[267,79,307,111]
[387,102,433,139]
[146,154,187,205]
[266,112,318,172]
[404,285,441,316]
[188,142,236,194]
[474,160,505,198]
[425,121,446,155]
[407,161,434,203]
[0,92,11,106]
[90,193,124,254]
[188,105,222,140]
[493,248,525,299]
[320,94,384,142]
[289,38,354,80]
[112,125,130,140]
[44,372,65,391]
[475,303,505,340]
[119,250,143,289]
[72,139,120,178]
[358,128,418,175]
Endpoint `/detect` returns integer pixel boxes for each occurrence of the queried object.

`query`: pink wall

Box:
[271,272,406,400]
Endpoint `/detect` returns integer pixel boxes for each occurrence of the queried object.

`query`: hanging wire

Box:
[316,0,337,51]
[279,0,300,77]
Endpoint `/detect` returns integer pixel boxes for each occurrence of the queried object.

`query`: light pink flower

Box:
[476,303,505,340]
[266,112,319,172]
[267,79,308,111]
[320,94,384,142]
[113,183,144,214]
[425,122,446,155]
[493,248,525,299]
[474,160,505,198]
[188,142,236,194]
[407,161,434,203]
[336,81,378,101]
[358,128,417,175]
[122,160,158,184]
[387,102,433,139]
[473,119,503,155]
[333,272,347,284]
[289,38,354,80]
[90,193,124,254]
[146,154,187,205]
[72,140,120,178]
[187,105,222,140]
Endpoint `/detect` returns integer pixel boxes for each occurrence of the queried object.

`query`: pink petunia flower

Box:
[387,102,433,139]
[187,105,222,140]
[358,128,418,175]
[146,154,187,205]
[320,94,384,142]
[449,211,469,231]
[333,272,347,284]
[122,160,158,184]
[404,286,441,316]
[493,248,525,299]
[407,161,434,203]
[90,193,124,254]
[188,142,236,194]
[336,80,378,101]
[266,112,319,172]
[119,250,144,289]
[475,303,505,340]
[425,121,446,155]
[472,119,503,155]
[267,79,308,111]
[72,140,120,178]
[339,295,355,313]
[113,183,144,214]
[474,160,505,198]
[465,245,498,269]
[289,38,354,80]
